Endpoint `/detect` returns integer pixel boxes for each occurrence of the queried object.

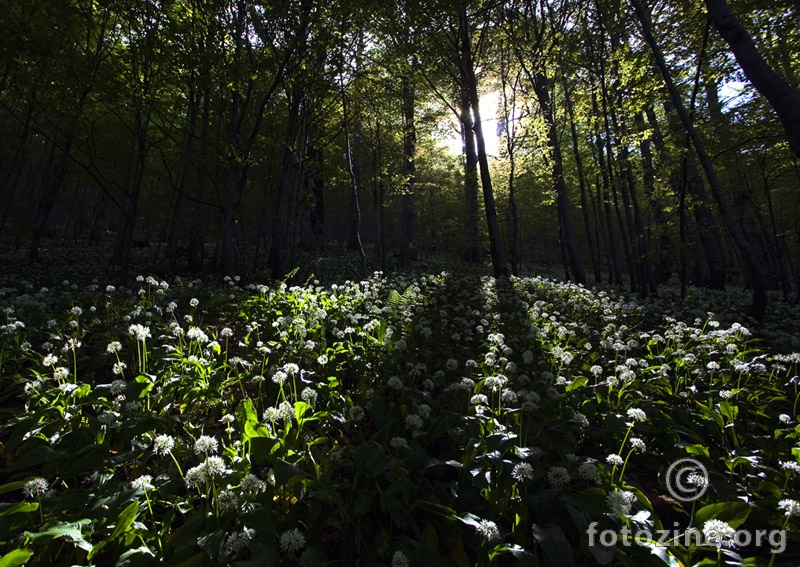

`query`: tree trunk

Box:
[566,87,601,283]
[399,74,416,267]
[459,2,508,278]
[531,71,586,284]
[704,0,800,157]
[591,92,623,285]
[632,0,767,322]
[267,88,303,279]
[461,88,482,263]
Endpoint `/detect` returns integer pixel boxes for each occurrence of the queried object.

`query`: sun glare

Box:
[442,91,502,157]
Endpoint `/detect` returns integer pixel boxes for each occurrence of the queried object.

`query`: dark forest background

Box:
[1,0,799,321]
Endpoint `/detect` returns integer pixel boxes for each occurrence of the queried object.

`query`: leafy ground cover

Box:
[1,253,800,566]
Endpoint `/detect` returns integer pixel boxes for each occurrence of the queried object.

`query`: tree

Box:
[631,0,767,321]
[704,0,800,158]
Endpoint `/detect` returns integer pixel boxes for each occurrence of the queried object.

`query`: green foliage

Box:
[0,264,799,565]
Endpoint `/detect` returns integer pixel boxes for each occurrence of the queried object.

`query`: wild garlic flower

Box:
[512,462,534,482]
[781,461,800,475]
[778,499,800,517]
[23,477,49,498]
[194,435,218,455]
[391,551,410,567]
[606,490,635,515]
[547,466,570,487]
[626,408,646,422]
[240,474,267,494]
[217,489,239,512]
[476,519,500,541]
[131,474,153,490]
[702,519,736,549]
[606,454,624,467]
[279,528,306,554]
[128,324,151,342]
[153,434,175,455]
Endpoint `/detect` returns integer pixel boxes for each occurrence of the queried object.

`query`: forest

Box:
[1,0,800,565]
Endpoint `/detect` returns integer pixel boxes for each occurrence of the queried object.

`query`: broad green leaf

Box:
[25,519,93,552]
[0,549,34,567]
[695,501,751,529]
[531,523,575,567]
[0,501,38,518]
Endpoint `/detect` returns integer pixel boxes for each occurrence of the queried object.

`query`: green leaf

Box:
[566,377,588,392]
[0,501,38,518]
[25,519,93,552]
[531,524,575,567]
[115,545,157,567]
[0,549,34,567]
[694,501,751,529]
[0,481,26,495]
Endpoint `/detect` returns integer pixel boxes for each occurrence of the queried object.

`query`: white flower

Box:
[53,367,69,381]
[348,405,364,422]
[23,477,49,498]
[42,353,58,367]
[153,434,175,455]
[106,341,122,354]
[194,435,218,455]
[317,354,328,365]
[476,519,500,541]
[217,489,239,512]
[131,474,153,490]
[547,466,570,487]
[574,412,589,428]
[241,474,267,494]
[512,462,534,482]
[391,550,410,567]
[220,526,256,560]
[189,297,199,307]
[484,374,508,391]
[405,414,424,432]
[606,490,636,515]
[204,455,229,477]
[629,437,646,452]
[577,462,601,485]
[387,376,404,390]
[263,407,281,422]
[390,437,409,450]
[781,461,800,475]
[778,499,800,517]
[279,528,306,554]
[128,324,151,342]
[703,519,736,549]
[778,414,792,425]
[185,464,208,488]
[626,408,647,422]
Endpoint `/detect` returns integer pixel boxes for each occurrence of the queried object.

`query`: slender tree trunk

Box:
[461,88,481,263]
[591,92,623,285]
[704,0,800,157]
[531,72,586,284]
[459,2,508,278]
[632,0,767,322]
[399,74,416,267]
[566,87,601,283]
[267,89,303,279]
[640,109,675,286]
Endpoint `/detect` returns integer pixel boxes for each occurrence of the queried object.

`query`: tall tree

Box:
[457,0,509,278]
[631,0,767,321]
[704,0,800,158]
